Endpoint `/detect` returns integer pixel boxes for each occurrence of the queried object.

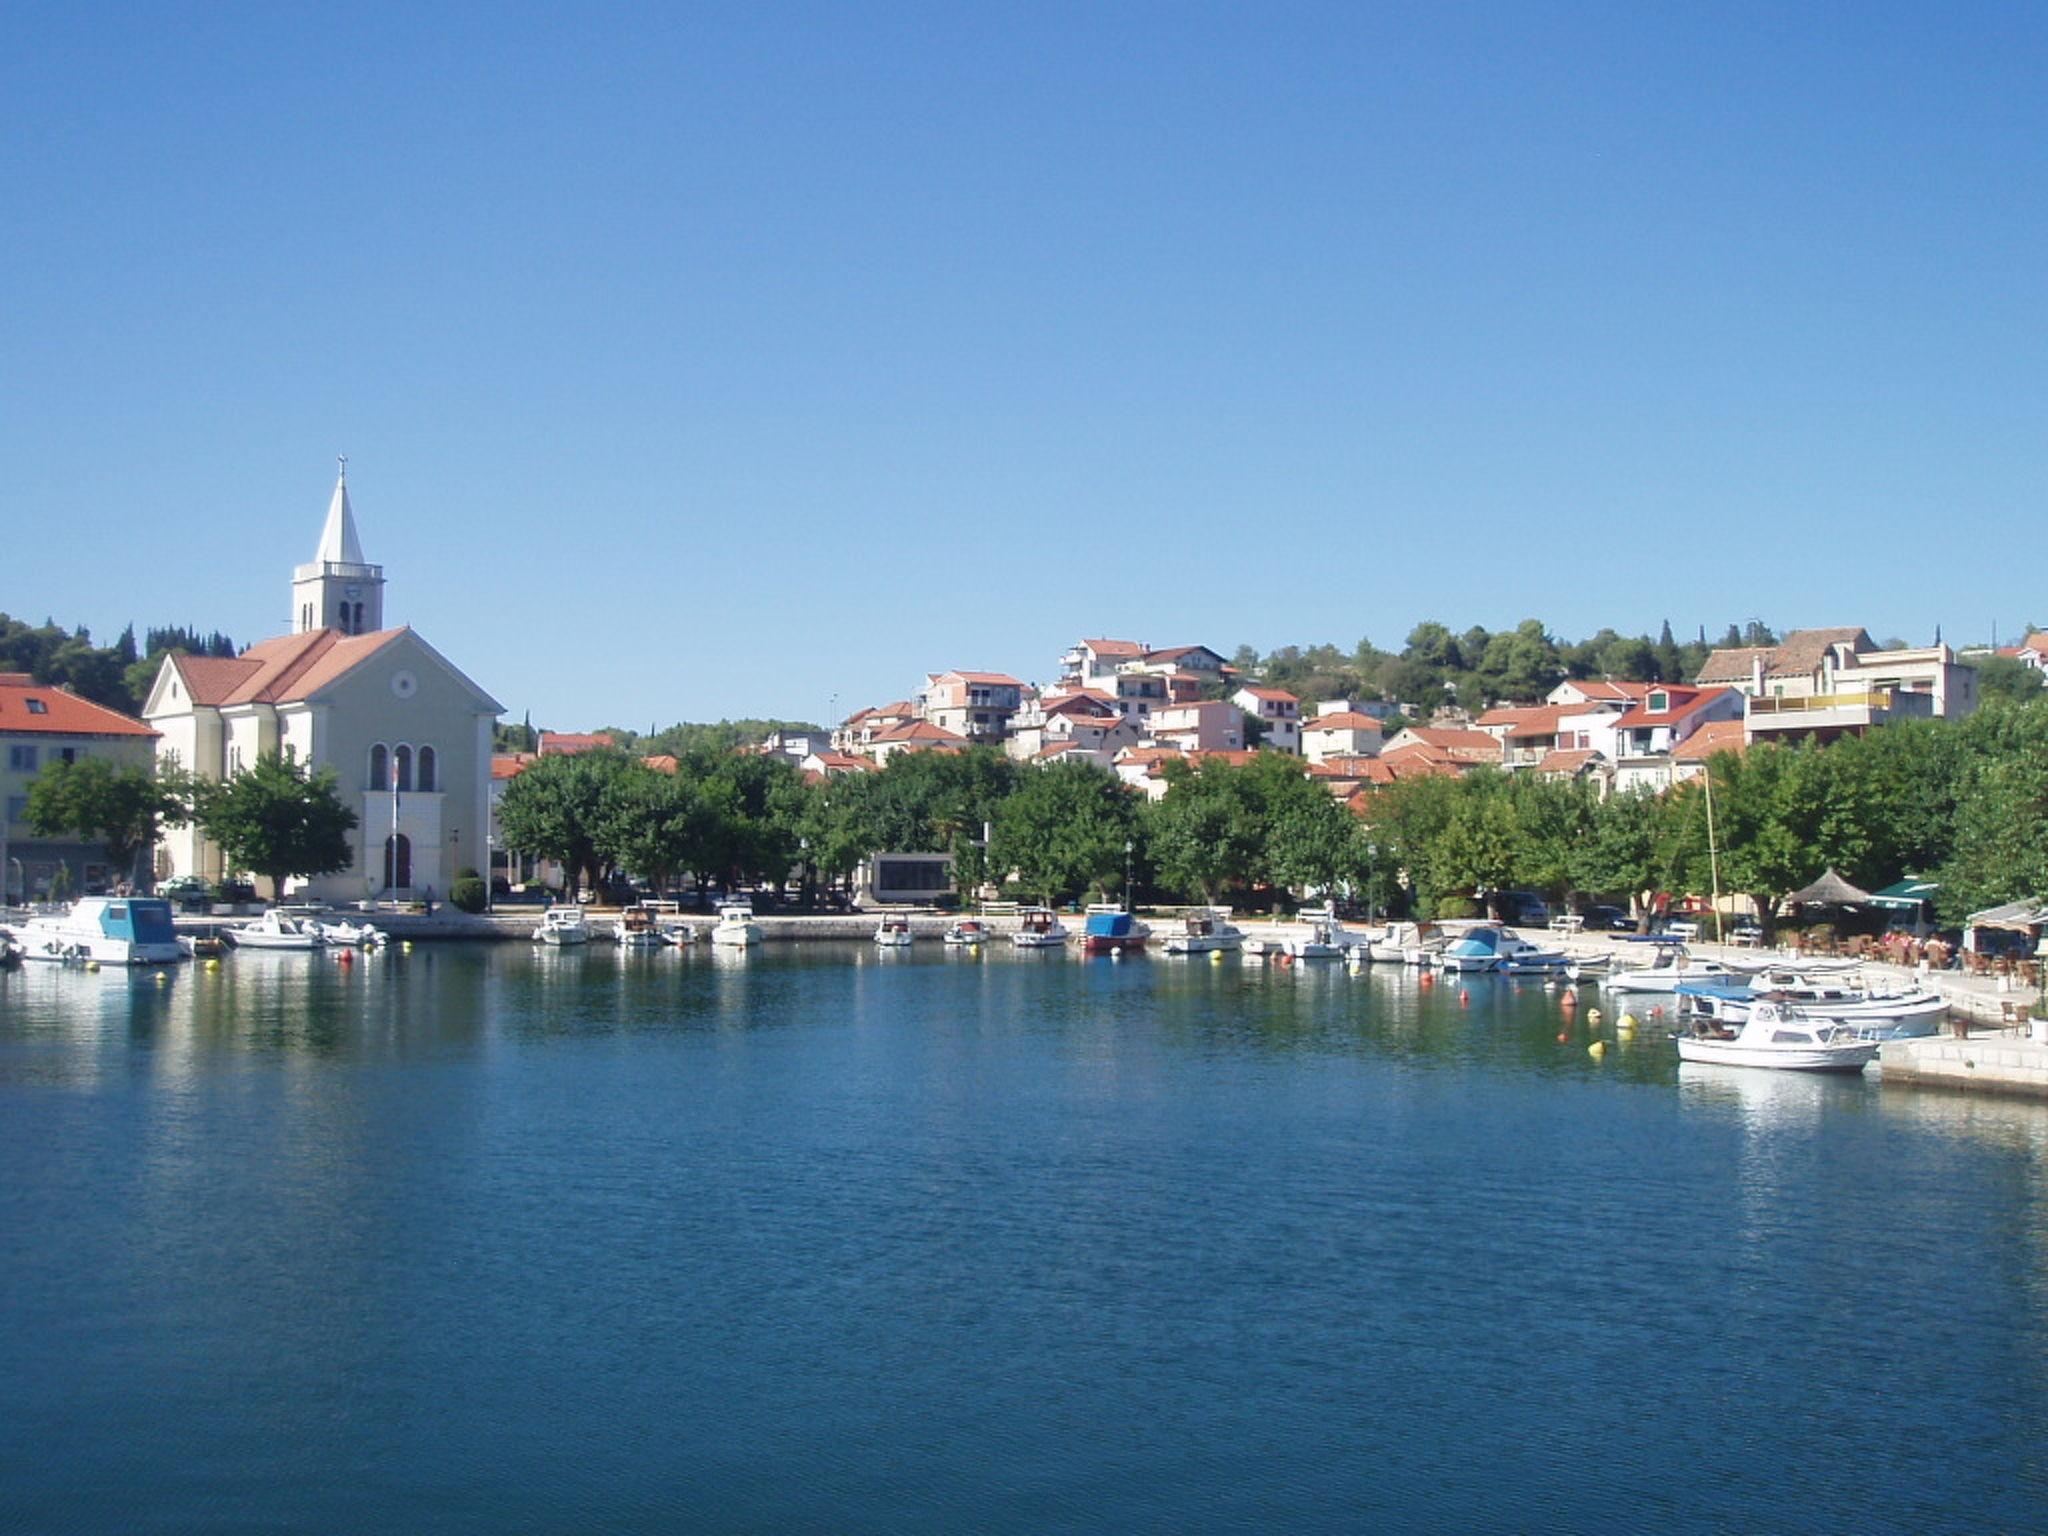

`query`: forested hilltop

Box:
[0,613,236,716]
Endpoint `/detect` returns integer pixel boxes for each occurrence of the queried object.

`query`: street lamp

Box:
[2033,933,2048,1037]
[1123,838,1135,913]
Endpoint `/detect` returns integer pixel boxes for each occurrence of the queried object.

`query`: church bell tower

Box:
[292,458,386,635]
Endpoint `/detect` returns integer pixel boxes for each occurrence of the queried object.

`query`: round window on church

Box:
[390,670,418,699]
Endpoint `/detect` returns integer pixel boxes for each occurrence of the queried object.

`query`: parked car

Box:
[213,879,258,904]
[1578,904,1633,932]
[1491,890,1550,927]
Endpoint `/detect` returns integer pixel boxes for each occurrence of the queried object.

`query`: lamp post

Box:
[1123,838,1135,914]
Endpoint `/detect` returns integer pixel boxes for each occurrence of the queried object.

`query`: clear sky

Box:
[7,2,2045,730]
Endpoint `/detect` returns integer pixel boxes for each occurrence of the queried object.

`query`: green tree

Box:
[193,751,357,899]
[1145,758,1261,903]
[23,757,191,890]
[1971,655,2044,705]
[990,760,1140,905]
[593,762,712,896]
[497,748,634,897]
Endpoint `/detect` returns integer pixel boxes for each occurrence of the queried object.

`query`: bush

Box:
[449,876,487,914]
[1436,895,1483,920]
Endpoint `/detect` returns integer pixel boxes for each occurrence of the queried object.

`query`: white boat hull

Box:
[1675,1036,1876,1072]
[710,925,761,947]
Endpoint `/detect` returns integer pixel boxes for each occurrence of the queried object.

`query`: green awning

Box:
[1869,877,1939,909]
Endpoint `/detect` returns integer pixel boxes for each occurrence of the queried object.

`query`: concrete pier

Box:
[1878,1033,2048,1100]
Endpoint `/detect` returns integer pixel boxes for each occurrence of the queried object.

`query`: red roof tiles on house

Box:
[1672,719,1747,762]
[1614,687,1732,729]
[0,675,157,738]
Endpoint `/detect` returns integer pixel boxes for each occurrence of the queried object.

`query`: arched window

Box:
[352,601,365,633]
[383,833,412,891]
[369,744,388,790]
[417,745,437,792]
[394,745,413,793]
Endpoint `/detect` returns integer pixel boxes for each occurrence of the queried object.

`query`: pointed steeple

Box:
[315,455,366,566]
[292,457,385,635]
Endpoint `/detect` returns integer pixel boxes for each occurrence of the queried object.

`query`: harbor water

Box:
[2,944,2044,1533]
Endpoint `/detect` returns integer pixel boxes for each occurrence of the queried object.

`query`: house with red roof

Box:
[0,672,160,898]
[1232,685,1302,753]
[1144,699,1245,754]
[1701,629,1978,743]
[144,465,502,900]
[1609,685,1742,792]
[867,720,970,765]
[1669,718,1747,785]
[920,670,1025,744]
[1301,709,1389,765]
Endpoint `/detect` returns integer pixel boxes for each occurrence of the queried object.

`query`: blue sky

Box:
[6,2,2045,730]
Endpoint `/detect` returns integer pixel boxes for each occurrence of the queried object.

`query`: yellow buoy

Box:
[401,940,413,953]
[86,960,100,972]
[155,971,169,984]
[1588,1040,1607,1058]
[1588,1008,1603,1024]
[205,957,221,972]
[1210,949,1225,964]
[1618,1013,1638,1031]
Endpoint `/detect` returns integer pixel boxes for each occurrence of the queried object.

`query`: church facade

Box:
[145,467,503,902]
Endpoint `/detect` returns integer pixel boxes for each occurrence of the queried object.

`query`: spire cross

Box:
[337,453,348,481]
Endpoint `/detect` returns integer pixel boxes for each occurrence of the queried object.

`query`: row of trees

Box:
[23,752,355,897]
[499,697,2048,929]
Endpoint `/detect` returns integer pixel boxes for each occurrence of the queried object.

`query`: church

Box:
[145,464,503,902]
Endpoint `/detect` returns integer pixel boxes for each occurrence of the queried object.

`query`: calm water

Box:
[2,943,2045,1534]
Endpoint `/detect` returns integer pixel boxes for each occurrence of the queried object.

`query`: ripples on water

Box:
[2,945,2044,1534]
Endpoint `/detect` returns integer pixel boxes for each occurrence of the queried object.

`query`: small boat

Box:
[1563,949,1615,980]
[1602,939,1739,994]
[1679,975,1947,1038]
[1495,930,1569,974]
[313,918,387,948]
[942,919,988,947]
[636,900,696,945]
[1011,906,1069,949]
[1163,909,1243,955]
[227,908,325,951]
[1082,907,1150,955]
[14,897,187,965]
[709,902,762,948]
[612,907,666,949]
[1368,921,1443,966]
[1675,1001,1879,1072]
[1438,924,1506,974]
[1284,908,1349,960]
[535,906,591,946]
[874,915,914,948]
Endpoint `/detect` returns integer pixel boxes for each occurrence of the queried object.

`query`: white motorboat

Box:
[1675,1001,1879,1072]
[1495,931,1569,974]
[1680,970,1948,1037]
[1438,924,1506,974]
[13,897,188,965]
[943,919,989,947]
[1285,908,1350,960]
[1011,906,1069,949]
[709,902,762,948]
[227,908,325,951]
[635,900,696,945]
[612,906,666,949]
[874,915,914,948]
[313,918,387,948]
[1163,909,1244,955]
[1368,921,1443,966]
[535,906,591,946]
[1602,940,1739,994]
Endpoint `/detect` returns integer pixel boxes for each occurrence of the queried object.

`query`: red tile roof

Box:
[0,676,157,738]
[1562,680,1654,702]
[1534,748,1600,775]
[941,670,1024,687]
[1303,711,1387,733]
[872,721,969,745]
[1083,638,1145,657]
[1614,686,1731,730]
[1671,719,1747,762]
[1475,704,1577,738]
[491,752,535,780]
[539,730,620,755]
[169,628,410,708]
[1236,685,1299,704]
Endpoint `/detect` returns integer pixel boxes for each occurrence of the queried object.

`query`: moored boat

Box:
[709,902,762,948]
[1011,906,1069,949]
[535,906,591,946]
[1675,1001,1879,1072]
[14,897,187,965]
[1602,938,1739,993]
[942,919,988,947]
[227,907,325,952]
[1284,907,1349,960]
[874,915,914,948]
[1163,908,1243,955]
[1082,907,1149,955]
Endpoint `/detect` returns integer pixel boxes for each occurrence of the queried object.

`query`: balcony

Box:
[1746,689,1932,737]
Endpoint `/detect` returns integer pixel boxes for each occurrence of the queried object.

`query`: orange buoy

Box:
[1556,1030,1571,1043]
[1559,989,1578,1009]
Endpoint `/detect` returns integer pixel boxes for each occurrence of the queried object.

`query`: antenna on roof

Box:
[336,453,347,482]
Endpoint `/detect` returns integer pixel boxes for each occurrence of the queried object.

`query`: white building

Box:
[145,466,502,901]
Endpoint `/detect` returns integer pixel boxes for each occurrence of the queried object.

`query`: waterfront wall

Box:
[1880,1035,2048,1100]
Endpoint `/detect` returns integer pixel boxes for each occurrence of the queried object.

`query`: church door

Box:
[384,834,412,892]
